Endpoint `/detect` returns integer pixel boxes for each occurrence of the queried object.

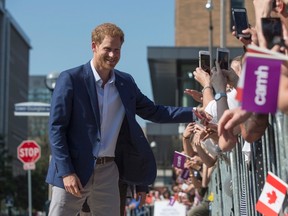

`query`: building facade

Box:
[28,75,51,138]
[0,0,31,175]
[175,0,255,47]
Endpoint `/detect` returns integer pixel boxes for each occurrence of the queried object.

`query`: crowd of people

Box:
[160,0,288,215]
[123,0,288,215]
[45,0,288,215]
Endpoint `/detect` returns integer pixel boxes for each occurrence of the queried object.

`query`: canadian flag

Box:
[256,172,288,216]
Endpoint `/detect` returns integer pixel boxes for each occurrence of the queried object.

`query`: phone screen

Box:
[232,8,250,38]
[200,53,210,74]
[217,50,229,70]
[261,17,283,49]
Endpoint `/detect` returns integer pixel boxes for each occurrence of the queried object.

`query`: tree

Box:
[30,134,50,211]
[0,135,15,212]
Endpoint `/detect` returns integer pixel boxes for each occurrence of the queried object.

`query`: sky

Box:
[5,0,175,101]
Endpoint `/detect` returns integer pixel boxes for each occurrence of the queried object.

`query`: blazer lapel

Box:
[115,72,132,109]
[83,62,101,131]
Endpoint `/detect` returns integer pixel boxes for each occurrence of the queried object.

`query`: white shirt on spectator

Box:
[204,88,239,123]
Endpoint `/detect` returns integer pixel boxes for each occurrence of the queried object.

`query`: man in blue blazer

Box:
[46,23,195,216]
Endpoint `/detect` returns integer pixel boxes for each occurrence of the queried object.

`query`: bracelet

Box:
[202,86,213,93]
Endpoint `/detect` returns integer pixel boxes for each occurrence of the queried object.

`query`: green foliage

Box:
[0,135,15,210]
[13,169,48,211]
[0,134,50,212]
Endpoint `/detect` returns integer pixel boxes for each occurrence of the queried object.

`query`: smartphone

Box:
[216,48,230,70]
[199,50,211,74]
[192,107,212,123]
[261,17,284,49]
[192,107,204,120]
[272,0,276,8]
[232,8,251,39]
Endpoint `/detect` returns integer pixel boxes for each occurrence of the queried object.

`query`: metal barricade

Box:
[209,112,288,216]
[124,113,287,216]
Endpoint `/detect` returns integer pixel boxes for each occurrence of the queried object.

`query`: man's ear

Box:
[92,41,97,51]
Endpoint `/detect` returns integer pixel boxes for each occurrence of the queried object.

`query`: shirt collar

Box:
[90,60,115,85]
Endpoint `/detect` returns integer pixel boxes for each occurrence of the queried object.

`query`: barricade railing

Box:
[209,112,288,216]
[125,113,288,216]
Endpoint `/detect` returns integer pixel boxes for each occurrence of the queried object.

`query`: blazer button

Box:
[96,138,100,142]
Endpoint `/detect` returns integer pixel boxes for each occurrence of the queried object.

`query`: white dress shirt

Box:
[90,60,125,157]
[205,88,239,123]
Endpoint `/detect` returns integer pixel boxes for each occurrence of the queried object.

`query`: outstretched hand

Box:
[218,107,251,136]
[184,89,203,103]
[217,107,251,151]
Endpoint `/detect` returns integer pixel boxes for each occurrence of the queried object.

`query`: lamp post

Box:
[45,72,60,93]
[205,0,214,70]
[220,0,226,48]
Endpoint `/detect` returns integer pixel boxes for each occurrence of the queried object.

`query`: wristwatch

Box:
[214,92,227,101]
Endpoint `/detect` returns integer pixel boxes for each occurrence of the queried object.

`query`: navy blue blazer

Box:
[46,62,194,188]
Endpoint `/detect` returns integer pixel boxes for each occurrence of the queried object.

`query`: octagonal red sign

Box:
[17,140,41,164]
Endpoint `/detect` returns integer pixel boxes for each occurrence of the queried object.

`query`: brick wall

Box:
[175,0,255,47]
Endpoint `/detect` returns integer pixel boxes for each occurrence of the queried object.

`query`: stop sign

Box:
[17,140,41,164]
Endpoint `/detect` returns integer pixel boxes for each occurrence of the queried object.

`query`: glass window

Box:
[177,60,201,107]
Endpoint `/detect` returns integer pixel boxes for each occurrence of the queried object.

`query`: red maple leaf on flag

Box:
[267,190,277,204]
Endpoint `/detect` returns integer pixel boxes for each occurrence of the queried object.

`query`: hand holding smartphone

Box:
[216,48,230,70]
[192,107,213,125]
[261,17,285,49]
[232,8,251,39]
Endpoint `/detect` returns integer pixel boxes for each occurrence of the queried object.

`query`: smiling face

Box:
[92,35,122,75]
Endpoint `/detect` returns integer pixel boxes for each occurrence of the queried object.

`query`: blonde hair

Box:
[91,23,124,45]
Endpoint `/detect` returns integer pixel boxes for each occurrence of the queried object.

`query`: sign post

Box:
[17,140,41,216]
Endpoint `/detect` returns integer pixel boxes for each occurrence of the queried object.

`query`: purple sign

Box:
[181,168,190,179]
[242,55,281,114]
[169,196,176,206]
[173,151,187,169]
